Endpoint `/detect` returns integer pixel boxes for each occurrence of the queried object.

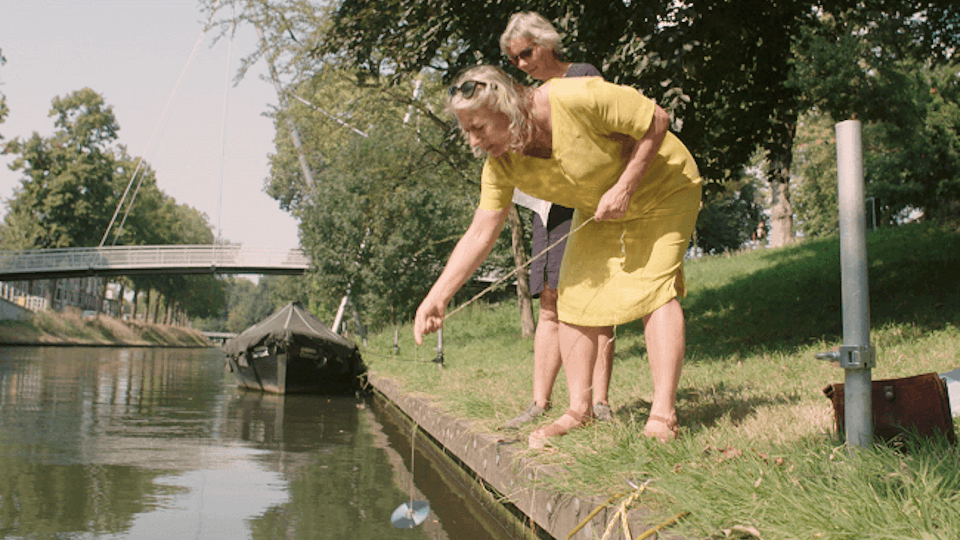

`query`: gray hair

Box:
[499,11,564,57]
[445,66,532,158]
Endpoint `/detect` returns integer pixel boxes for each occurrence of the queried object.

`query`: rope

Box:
[444,216,595,321]
[289,93,369,138]
[408,422,418,509]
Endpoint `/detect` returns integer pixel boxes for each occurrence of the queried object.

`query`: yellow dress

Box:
[478,77,702,326]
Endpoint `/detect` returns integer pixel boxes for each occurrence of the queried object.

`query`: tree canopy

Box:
[0,48,8,143]
[790,8,960,228]
[195,0,960,329]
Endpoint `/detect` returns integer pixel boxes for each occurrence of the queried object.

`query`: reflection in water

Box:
[0,347,524,539]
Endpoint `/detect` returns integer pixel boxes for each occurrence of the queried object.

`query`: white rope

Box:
[444,215,595,321]
[288,93,369,138]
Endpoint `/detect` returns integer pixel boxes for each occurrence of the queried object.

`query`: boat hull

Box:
[226,338,362,395]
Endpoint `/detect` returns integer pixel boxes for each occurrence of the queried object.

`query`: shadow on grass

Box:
[616,383,802,433]
[672,223,960,364]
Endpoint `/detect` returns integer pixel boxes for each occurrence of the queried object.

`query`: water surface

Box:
[0,346,523,539]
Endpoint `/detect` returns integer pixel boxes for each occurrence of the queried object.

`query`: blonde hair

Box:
[499,11,564,57]
[445,66,532,158]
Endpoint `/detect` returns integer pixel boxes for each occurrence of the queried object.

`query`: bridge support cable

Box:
[216,9,237,244]
[287,94,368,138]
[100,0,224,247]
[253,20,316,189]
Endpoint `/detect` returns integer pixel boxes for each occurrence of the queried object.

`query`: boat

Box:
[222,301,364,394]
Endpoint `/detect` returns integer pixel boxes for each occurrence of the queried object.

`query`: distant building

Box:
[0,277,120,315]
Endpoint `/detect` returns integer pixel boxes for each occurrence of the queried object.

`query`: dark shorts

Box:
[530,205,575,297]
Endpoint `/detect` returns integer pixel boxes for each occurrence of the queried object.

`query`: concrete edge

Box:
[367,373,681,540]
[0,297,34,321]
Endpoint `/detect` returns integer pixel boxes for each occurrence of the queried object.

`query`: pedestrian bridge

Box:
[202,331,238,344]
[0,245,311,281]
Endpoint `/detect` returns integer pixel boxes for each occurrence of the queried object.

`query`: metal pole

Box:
[332,295,349,333]
[836,120,875,447]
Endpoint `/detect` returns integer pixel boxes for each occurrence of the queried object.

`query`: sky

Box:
[0,0,301,250]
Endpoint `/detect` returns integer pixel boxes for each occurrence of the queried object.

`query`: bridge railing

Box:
[0,245,310,276]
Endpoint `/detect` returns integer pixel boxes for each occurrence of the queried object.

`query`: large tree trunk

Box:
[45,279,56,311]
[153,293,163,324]
[97,278,107,315]
[132,288,139,320]
[766,115,798,247]
[768,180,794,247]
[508,205,535,338]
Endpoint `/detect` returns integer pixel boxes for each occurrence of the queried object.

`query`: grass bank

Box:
[362,221,960,539]
[0,308,212,347]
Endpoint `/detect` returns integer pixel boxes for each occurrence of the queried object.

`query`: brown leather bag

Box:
[822,372,957,445]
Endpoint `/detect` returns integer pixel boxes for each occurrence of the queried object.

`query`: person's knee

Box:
[643,297,682,326]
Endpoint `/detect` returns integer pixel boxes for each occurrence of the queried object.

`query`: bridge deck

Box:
[0,245,310,281]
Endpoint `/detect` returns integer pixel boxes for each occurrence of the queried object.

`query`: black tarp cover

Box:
[222,301,359,360]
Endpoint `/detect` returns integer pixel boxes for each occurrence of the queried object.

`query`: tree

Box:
[0,48,8,142]
[789,9,960,227]
[694,180,764,255]
[3,89,122,249]
[791,110,840,237]
[295,111,477,331]
[199,0,959,327]
[316,0,960,239]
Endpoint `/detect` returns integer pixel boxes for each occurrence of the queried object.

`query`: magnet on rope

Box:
[390,500,430,528]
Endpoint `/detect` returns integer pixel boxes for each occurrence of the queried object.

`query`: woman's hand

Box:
[414,296,446,345]
[411,208,509,345]
[595,183,633,221]
[594,105,671,222]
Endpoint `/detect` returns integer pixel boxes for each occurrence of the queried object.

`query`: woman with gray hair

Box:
[414,65,701,447]
[495,12,617,433]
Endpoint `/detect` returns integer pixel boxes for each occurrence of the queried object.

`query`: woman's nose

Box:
[469,132,482,148]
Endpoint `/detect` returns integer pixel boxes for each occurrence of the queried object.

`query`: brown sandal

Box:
[643,414,679,443]
[529,409,591,449]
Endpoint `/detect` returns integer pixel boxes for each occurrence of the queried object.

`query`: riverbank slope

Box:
[362,222,960,539]
[0,308,211,347]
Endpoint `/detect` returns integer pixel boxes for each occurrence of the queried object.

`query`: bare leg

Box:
[532,287,562,409]
[557,322,602,418]
[528,321,601,448]
[591,326,615,406]
[641,298,685,440]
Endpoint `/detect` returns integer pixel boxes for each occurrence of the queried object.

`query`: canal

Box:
[0,346,530,539]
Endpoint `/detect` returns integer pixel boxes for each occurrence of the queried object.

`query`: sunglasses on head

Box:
[508,46,534,66]
[448,80,487,99]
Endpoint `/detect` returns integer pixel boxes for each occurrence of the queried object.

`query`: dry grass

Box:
[0,308,210,347]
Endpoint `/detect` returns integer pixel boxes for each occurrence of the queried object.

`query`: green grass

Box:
[361,222,960,539]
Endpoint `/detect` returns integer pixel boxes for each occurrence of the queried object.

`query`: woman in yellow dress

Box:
[414,65,701,446]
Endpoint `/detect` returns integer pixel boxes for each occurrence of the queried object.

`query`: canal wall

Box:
[367,374,684,540]
[0,297,34,322]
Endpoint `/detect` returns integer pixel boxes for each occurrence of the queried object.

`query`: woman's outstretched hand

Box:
[414,297,446,345]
